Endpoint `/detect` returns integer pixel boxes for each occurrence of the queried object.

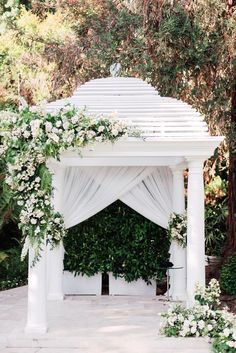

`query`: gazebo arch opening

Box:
[24,76,223,334]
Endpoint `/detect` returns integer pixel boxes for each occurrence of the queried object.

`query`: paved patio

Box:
[0,286,212,353]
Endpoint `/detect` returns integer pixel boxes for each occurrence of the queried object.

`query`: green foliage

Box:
[205,201,228,256]
[0,245,28,290]
[220,255,236,296]
[64,200,170,282]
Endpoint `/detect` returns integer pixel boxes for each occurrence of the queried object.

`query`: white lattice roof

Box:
[46,77,209,138]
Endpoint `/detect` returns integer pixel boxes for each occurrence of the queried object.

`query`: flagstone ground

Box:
[0,286,212,353]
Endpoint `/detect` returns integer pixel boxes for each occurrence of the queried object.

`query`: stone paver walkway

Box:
[0,286,212,353]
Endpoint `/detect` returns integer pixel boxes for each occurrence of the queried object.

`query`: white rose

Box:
[17,200,24,206]
[30,218,37,225]
[190,326,196,334]
[56,120,62,128]
[54,218,61,224]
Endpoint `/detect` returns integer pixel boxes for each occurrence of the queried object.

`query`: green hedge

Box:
[64,200,170,283]
[220,255,236,296]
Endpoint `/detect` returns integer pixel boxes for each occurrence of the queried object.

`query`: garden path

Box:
[0,286,211,353]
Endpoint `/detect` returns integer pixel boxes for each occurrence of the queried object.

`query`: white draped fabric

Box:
[120,168,172,228]
[62,166,173,229]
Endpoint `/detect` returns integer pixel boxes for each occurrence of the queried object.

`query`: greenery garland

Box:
[0,105,131,263]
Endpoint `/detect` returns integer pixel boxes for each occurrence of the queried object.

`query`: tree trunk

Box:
[223,1,236,258]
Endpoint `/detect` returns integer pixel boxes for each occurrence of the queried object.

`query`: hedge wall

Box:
[64,200,170,283]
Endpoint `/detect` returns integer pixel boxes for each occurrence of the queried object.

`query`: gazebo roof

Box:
[46,77,208,138]
[46,77,224,167]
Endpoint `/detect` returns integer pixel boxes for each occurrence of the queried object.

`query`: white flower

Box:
[30,218,37,225]
[54,218,61,224]
[23,130,31,138]
[227,341,236,348]
[223,328,231,337]
[111,128,118,136]
[63,121,70,130]
[207,324,213,331]
[30,119,41,138]
[17,200,24,206]
[98,125,105,132]
[48,133,59,143]
[45,121,53,132]
[190,326,196,334]
[71,114,80,124]
[56,120,62,127]
[198,320,205,330]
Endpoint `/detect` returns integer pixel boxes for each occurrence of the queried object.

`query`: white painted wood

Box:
[109,274,156,296]
[25,243,47,334]
[186,158,205,306]
[47,164,65,301]
[169,165,186,301]
[45,77,212,138]
[63,271,102,295]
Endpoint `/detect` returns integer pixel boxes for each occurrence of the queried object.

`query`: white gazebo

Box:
[25,77,223,334]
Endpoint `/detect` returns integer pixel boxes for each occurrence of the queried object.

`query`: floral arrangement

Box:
[0,105,131,263]
[160,279,236,353]
[168,211,187,247]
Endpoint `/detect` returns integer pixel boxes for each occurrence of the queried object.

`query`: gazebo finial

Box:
[110,63,122,77]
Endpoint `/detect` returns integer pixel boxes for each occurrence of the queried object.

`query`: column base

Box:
[25,324,48,334]
[47,293,64,301]
[171,292,187,301]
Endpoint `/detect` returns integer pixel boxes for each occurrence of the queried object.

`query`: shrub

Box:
[64,200,170,283]
[220,255,236,296]
[0,246,28,290]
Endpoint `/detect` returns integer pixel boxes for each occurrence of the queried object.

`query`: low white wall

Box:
[109,274,156,296]
[63,271,102,295]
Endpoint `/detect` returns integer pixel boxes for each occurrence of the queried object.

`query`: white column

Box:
[47,163,65,301]
[169,165,186,300]
[186,158,205,305]
[25,243,47,334]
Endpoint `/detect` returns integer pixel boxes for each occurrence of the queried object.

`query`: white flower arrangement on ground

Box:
[168,211,187,247]
[0,105,133,263]
[160,279,236,353]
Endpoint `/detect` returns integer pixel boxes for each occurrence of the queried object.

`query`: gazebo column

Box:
[186,158,205,305]
[25,243,47,333]
[169,165,186,300]
[47,163,65,301]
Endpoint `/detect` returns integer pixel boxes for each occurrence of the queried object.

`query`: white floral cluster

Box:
[0,105,131,262]
[195,278,221,309]
[214,326,236,351]
[160,279,236,353]
[168,211,187,247]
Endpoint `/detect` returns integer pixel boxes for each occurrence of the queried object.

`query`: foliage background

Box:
[0,0,234,286]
